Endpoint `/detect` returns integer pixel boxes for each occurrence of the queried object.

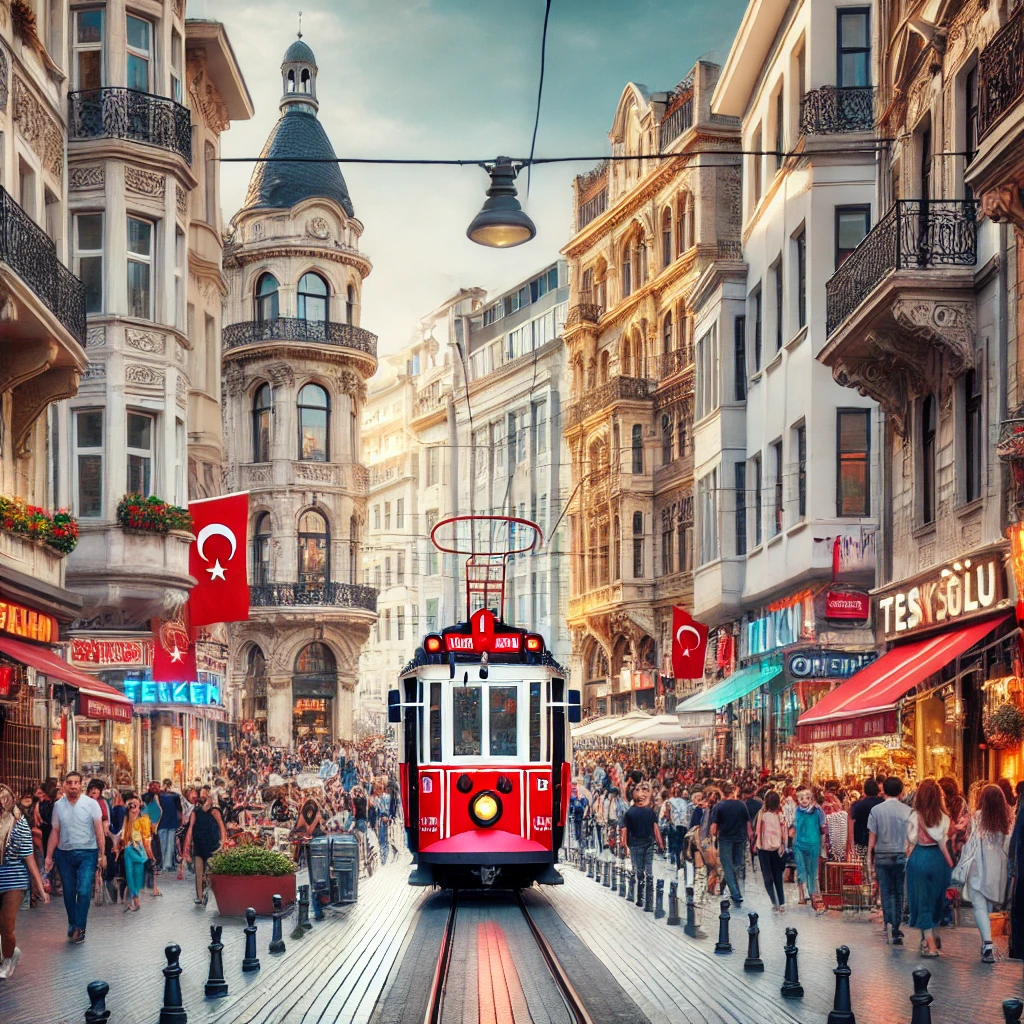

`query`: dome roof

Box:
[284,38,316,64]
[242,107,354,217]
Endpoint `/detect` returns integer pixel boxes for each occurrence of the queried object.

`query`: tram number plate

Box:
[446,635,474,651]
[419,816,439,832]
[533,816,552,831]
[492,636,521,651]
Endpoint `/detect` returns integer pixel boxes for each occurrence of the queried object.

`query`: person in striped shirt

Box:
[0,782,49,979]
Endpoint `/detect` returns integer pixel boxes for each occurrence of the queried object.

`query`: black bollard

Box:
[781,927,803,999]
[627,869,636,902]
[635,870,645,907]
[644,872,654,912]
[618,863,627,898]
[159,944,187,1024]
[205,925,228,999]
[827,946,855,1024]
[242,907,261,973]
[299,884,312,931]
[269,893,287,955]
[683,886,705,938]
[608,861,615,889]
[744,912,764,972]
[666,881,681,926]
[655,879,665,919]
[909,969,932,1024]
[1004,1000,1024,1024]
[715,899,732,954]
[85,981,111,1024]
[587,854,594,879]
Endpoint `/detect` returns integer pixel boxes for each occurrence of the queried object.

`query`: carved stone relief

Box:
[12,76,62,177]
[82,362,105,380]
[265,362,295,387]
[0,43,9,112]
[70,165,105,191]
[306,217,330,240]
[124,364,165,387]
[125,167,166,198]
[982,184,1024,231]
[176,185,188,219]
[175,374,188,406]
[86,327,105,348]
[125,329,165,354]
[223,363,247,397]
[186,49,230,135]
[11,367,78,456]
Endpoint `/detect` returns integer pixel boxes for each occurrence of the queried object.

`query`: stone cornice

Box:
[225,242,373,277]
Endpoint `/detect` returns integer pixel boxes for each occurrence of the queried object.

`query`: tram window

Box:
[453,686,482,756]
[489,686,518,757]
[529,682,541,761]
[429,682,442,761]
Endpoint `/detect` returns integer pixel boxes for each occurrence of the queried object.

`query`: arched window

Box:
[661,208,672,267]
[247,645,266,677]
[252,383,271,462]
[300,68,311,93]
[621,242,632,297]
[254,272,279,322]
[599,350,609,383]
[297,272,329,323]
[252,512,271,585]
[297,509,330,587]
[294,642,336,702]
[662,312,673,355]
[346,284,356,324]
[676,194,688,254]
[634,237,647,286]
[295,641,336,676]
[287,69,296,93]
[661,413,673,465]
[297,383,329,461]
[621,338,632,376]
[631,424,643,473]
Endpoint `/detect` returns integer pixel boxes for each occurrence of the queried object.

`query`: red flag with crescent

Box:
[151,607,197,683]
[188,492,250,627]
[671,606,709,681]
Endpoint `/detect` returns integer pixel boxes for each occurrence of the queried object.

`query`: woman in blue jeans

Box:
[790,788,826,912]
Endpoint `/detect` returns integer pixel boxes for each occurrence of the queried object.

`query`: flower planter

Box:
[209,871,295,916]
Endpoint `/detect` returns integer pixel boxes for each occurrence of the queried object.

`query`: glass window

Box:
[297,272,329,322]
[73,10,103,91]
[126,15,151,92]
[774,258,783,351]
[632,511,644,578]
[174,419,185,504]
[753,287,763,371]
[837,7,871,88]
[631,424,643,474]
[75,409,103,517]
[255,273,279,322]
[753,454,763,546]
[75,213,103,314]
[426,510,439,575]
[734,462,746,556]
[126,411,153,495]
[252,383,271,462]
[734,315,747,401]
[529,682,541,761]
[429,682,442,761]
[426,597,438,633]
[835,206,870,267]
[297,383,329,461]
[922,396,936,523]
[661,207,672,267]
[837,409,871,517]
[797,424,807,519]
[298,509,330,586]
[795,229,806,329]
[452,686,482,756]
[171,31,183,103]
[252,512,271,585]
[965,366,983,503]
[489,685,517,756]
[698,469,719,565]
[534,403,547,454]
[661,414,672,466]
[126,216,152,320]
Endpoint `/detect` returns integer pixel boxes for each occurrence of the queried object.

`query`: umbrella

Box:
[610,713,686,740]
[572,716,622,738]
[587,709,652,738]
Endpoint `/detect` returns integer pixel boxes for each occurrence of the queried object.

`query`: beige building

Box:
[562,62,741,716]
[222,39,377,746]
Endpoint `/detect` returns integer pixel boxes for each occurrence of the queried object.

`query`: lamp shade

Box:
[467,157,536,248]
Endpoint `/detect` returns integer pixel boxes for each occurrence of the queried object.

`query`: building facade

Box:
[562,62,740,718]
[222,39,377,747]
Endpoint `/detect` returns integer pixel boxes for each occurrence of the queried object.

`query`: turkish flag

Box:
[188,492,250,627]
[671,606,709,681]
[151,611,197,683]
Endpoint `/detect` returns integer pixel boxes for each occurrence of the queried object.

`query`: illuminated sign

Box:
[824,588,871,622]
[294,699,326,713]
[71,638,148,666]
[122,681,222,706]
[0,599,57,642]
[443,608,523,654]
[81,695,133,723]
[787,649,878,681]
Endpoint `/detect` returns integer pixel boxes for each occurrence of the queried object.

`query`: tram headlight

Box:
[469,790,503,828]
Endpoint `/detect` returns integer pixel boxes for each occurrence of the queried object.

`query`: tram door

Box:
[550,677,566,855]
[402,676,419,852]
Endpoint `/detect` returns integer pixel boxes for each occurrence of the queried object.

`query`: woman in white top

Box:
[962,784,1013,963]
[754,790,788,911]
[904,778,953,957]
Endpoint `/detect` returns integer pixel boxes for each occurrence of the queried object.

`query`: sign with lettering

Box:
[824,588,871,622]
[877,551,1007,641]
[787,649,879,681]
[80,695,133,723]
[122,680,222,706]
[70,638,148,666]
[797,710,896,744]
[0,599,57,643]
[294,698,326,713]
[743,591,816,658]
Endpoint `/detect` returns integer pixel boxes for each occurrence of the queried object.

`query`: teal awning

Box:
[676,664,781,723]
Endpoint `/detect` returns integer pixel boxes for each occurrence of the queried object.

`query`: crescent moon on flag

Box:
[675,624,701,648]
[196,523,237,562]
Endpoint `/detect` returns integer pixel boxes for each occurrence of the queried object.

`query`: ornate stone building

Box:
[561,62,741,716]
[222,38,378,745]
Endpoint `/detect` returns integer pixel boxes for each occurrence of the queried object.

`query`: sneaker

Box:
[71,929,85,944]
[892,933,904,946]
[982,942,995,964]
[0,948,21,979]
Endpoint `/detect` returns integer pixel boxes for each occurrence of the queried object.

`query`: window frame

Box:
[964,366,983,504]
[252,383,272,463]
[445,681,531,764]
[255,272,280,323]
[297,508,331,587]
[836,6,871,89]
[252,512,272,585]
[771,440,783,535]
[753,453,763,547]
[126,215,154,321]
[834,204,871,269]
[631,424,643,474]
[74,408,104,518]
[836,407,872,518]
[796,423,807,520]
[126,409,155,497]
[125,13,152,93]
[73,8,104,91]
[734,315,747,401]
[734,462,746,556]
[297,382,330,462]
[297,271,330,323]
[795,228,807,329]
[74,211,104,314]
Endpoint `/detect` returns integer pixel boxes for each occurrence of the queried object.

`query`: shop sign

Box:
[70,638,148,666]
[294,699,327,713]
[797,710,897,744]
[787,649,878,681]
[122,680,222,706]
[877,551,1006,641]
[0,665,15,699]
[241,720,257,734]
[0,599,57,643]
[824,588,871,622]
[744,591,816,658]
[80,695,133,723]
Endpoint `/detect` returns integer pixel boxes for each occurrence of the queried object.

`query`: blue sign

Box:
[123,681,222,707]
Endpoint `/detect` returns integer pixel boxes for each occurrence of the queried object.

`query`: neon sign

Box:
[122,681,222,706]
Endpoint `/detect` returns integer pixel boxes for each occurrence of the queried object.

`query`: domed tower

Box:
[222,37,378,746]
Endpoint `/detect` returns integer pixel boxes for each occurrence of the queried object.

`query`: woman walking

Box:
[183,786,227,906]
[754,790,788,911]
[791,787,827,911]
[116,796,153,913]
[905,777,952,956]
[962,784,1012,963]
[0,784,48,978]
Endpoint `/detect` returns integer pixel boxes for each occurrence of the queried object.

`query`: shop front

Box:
[797,546,1015,787]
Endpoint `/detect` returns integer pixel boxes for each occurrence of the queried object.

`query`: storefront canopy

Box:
[618,714,707,743]
[572,716,622,738]
[676,664,782,726]
[797,613,1011,743]
[583,710,653,739]
[0,635,133,707]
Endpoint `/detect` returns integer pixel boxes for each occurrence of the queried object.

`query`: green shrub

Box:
[207,845,296,877]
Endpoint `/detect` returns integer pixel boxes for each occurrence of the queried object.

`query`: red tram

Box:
[389,516,580,888]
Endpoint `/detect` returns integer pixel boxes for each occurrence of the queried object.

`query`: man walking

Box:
[868,776,912,945]
[710,781,752,905]
[44,772,105,943]
[620,786,664,906]
[157,779,183,874]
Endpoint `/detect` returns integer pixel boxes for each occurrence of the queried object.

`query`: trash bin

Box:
[308,837,331,912]
[330,834,359,904]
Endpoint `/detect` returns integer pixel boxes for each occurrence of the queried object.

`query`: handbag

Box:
[951,828,979,892]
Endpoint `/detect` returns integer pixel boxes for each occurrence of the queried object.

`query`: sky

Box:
[192,0,748,359]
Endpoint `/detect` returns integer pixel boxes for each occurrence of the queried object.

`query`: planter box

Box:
[209,872,296,916]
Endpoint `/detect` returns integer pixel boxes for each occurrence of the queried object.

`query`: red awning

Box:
[797,614,1011,744]
[0,634,133,707]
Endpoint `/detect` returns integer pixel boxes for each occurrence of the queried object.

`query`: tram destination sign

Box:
[442,608,524,654]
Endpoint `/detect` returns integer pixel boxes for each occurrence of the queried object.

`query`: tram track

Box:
[424,888,594,1024]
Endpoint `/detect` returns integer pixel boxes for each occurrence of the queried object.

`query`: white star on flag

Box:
[169,644,184,663]
[207,559,227,581]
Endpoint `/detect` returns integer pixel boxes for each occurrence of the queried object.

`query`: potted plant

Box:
[115,493,193,534]
[207,842,297,916]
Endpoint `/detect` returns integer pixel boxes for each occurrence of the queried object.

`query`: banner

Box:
[188,492,250,627]
[151,610,197,683]
[671,606,709,681]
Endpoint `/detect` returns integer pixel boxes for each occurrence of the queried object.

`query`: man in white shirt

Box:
[44,772,105,944]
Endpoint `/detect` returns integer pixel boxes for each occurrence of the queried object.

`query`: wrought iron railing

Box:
[68,88,192,163]
[249,581,378,612]
[565,376,653,429]
[577,188,607,231]
[223,318,378,358]
[661,95,694,145]
[0,186,86,345]
[800,87,875,134]
[825,200,978,335]
[565,303,604,327]
[978,3,1024,141]
[655,347,692,379]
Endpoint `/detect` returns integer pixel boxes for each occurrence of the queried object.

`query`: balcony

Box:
[821,200,978,437]
[565,376,653,431]
[68,89,192,164]
[800,87,875,135]
[654,347,692,382]
[564,303,604,328]
[368,453,417,488]
[653,450,694,490]
[978,4,1024,143]
[234,461,369,492]
[250,581,378,613]
[223,318,378,359]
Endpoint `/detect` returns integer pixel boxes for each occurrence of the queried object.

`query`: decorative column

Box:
[266,675,292,747]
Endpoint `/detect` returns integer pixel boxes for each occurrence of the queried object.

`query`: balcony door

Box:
[837,8,870,87]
